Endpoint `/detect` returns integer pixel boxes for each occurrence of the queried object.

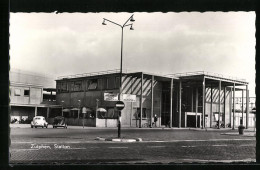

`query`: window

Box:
[97,108,118,119]
[115,77,120,89]
[106,108,118,119]
[14,89,21,96]
[63,112,70,118]
[72,110,79,118]
[88,79,97,90]
[60,82,68,92]
[136,108,147,119]
[24,89,30,96]
[98,79,103,90]
[103,78,108,89]
[70,82,75,91]
[71,81,82,92]
[107,77,115,89]
[79,109,95,119]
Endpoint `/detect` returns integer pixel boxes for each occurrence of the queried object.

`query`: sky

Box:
[9,12,256,96]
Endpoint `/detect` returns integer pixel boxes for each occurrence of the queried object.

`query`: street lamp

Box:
[78,100,81,119]
[61,100,64,117]
[102,14,135,138]
[96,99,99,119]
[102,14,135,99]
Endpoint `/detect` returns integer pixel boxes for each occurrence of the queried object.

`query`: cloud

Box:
[10,12,256,95]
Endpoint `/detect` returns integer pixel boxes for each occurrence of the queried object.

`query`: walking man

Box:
[154,114,158,127]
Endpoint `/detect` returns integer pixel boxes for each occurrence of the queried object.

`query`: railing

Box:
[56,69,173,80]
[57,69,125,80]
[57,70,246,82]
[165,71,247,82]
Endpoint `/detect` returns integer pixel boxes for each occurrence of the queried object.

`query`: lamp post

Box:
[96,99,99,119]
[102,14,135,138]
[61,100,64,117]
[78,100,81,119]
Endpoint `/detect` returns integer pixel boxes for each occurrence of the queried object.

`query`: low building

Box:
[10,69,59,123]
[55,70,255,129]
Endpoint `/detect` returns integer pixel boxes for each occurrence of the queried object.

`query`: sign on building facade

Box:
[104,92,119,101]
[104,93,136,102]
[121,94,136,102]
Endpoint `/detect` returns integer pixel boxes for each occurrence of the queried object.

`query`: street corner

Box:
[95,137,142,142]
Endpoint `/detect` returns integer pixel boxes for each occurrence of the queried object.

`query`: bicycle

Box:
[226,123,231,128]
[142,123,150,128]
[142,122,155,128]
[214,122,225,128]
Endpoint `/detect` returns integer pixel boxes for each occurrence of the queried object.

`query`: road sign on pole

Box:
[115,101,125,138]
[116,101,125,111]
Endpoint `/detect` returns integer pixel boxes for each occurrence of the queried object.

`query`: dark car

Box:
[53,116,68,128]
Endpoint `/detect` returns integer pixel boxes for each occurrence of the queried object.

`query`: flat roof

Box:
[56,70,248,85]
[56,69,176,82]
[166,71,248,86]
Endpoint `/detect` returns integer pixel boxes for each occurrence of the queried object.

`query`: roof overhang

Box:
[179,74,248,87]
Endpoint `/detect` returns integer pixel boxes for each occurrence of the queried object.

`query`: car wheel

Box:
[35,126,37,128]
[31,125,33,128]
[46,125,48,128]
[42,126,44,128]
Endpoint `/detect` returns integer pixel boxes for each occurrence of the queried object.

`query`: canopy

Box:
[71,108,80,111]
[82,107,92,113]
[62,109,70,112]
[96,108,107,112]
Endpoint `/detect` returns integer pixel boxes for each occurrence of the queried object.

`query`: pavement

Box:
[9,124,257,164]
[10,123,256,142]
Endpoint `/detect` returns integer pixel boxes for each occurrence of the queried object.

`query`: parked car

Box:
[31,116,48,128]
[53,116,68,128]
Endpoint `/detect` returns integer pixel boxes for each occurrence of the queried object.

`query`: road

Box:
[9,126,256,164]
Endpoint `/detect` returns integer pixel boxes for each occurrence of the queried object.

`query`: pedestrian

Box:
[154,114,158,127]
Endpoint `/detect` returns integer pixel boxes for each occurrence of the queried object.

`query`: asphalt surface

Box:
[9,124,256,164]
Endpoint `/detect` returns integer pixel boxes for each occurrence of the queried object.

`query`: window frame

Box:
[14,89,21,96]
[24,89,30,96]
[88,79,98,90]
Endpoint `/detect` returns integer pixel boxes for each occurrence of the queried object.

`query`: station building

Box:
[55,70,255,129]
[10,69,58,123]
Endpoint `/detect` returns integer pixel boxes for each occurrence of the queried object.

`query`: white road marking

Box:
[11,141,96,144]
[12,148,89,150]
[212,145,228,147]
[13,148,39,151]
[239,144,255,147]
[143,138,255,143]
[108,147,128,149]
[182,158,255,163]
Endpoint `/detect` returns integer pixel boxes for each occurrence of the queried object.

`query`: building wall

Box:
[55,73,253,128]
[10,85,43,105]
[56,74,164,127]
[204,88,232,127]
[121,76,162,127]
[10,70,58,124]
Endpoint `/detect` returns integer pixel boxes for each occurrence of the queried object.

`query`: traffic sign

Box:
[116,101,125,111]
